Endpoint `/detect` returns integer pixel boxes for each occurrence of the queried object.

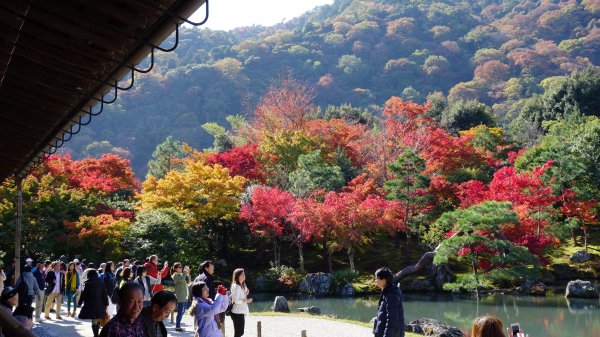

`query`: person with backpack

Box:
[14,265,39,310]
[134,266,161,308]
[44,261,64,320]
[143,255,169,293]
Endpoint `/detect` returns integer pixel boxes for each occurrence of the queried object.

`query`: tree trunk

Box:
[273,238,281,267]
[347,246,355,271]
[328,250,333,273]
[584,229,588,252]
[472,247,480,300]
[298,242,304,272]
[572,229,578,246]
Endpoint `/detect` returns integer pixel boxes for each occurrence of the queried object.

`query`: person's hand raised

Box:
[217,285,227,295]
[507,327,529,337]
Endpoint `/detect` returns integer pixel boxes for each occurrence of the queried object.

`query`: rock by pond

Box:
[273,296,291,312]
[565,280,599,299]
[299,272,332,296]
[297,306,321,315]
[405,318,464,337]
[337,283,355,297]
[570,250,592,263]
[516,281,547,296]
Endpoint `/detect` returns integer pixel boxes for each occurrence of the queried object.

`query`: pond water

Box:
[250,292,600,337]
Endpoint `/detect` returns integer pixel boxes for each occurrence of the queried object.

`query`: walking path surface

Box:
[33,305,372,337]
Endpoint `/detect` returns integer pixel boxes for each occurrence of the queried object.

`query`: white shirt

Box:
[231,283,249,315]
[52,271,61,293]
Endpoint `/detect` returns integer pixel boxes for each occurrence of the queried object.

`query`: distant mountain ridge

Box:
[63,0,600,176]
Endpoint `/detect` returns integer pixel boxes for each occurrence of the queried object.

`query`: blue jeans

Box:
[66,290,77,312]
[176,302,187,328]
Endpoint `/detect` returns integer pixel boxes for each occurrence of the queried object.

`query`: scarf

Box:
[67,271,77,291]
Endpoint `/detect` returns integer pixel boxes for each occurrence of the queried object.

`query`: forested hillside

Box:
[62,0,600,176]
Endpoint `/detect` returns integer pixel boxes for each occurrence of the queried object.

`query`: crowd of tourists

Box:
[1,255,251,337]
[0,256,528,337]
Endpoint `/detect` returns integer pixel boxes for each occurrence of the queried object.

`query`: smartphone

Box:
[510,323,520,337]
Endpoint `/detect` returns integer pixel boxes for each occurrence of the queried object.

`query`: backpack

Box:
[16,278,29,304]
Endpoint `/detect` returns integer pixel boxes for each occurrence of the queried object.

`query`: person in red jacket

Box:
[143,255,169,293]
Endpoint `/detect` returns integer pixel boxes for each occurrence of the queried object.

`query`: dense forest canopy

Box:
[61,0,600,177]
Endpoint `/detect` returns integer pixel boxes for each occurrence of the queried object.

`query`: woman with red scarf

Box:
[143,256,169,293]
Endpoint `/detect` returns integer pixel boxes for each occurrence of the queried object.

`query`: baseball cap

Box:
[73,258,80,264]
[25,258,33,262]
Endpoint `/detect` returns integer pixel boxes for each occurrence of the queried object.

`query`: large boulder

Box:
[570,250,592,263]
[299,273,331,296]
[337,283,355,297]
[432,264,455,290]
[297,306,321,315]
[565,280,599,299]
[272,296,290,313]
[516,281,547,296]
[406,318,464,337]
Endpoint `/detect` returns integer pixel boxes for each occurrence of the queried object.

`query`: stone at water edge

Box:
[272,296,291,313]
[570,250,592,263]
[299,273,332,295]
[338,283,355,296]
[516,281,547,296]
[565,280,599,299]
[297,306,321,315]
[405,318,464,337]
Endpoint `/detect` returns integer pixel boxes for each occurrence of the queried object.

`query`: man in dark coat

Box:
[193,260,215,299]
[139,291,176,337]
[78,270,108,337]
[373,267,405,337]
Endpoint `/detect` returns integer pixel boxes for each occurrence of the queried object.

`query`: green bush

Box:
[331,269,359,289]
[263,265,305,292]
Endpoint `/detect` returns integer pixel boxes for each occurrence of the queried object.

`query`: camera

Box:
[510,323,520,337]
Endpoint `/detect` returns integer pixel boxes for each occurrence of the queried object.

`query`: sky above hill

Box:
[189,0,334,31]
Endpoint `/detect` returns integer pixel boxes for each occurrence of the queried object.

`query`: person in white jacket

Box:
[229,268,252,337]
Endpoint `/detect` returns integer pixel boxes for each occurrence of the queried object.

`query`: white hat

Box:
[73,258,80,263]
[25,258,33,262]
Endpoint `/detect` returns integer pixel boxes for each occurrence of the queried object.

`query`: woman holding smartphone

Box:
[230,268,252,337]
[471,316,529,337]
[171,262,191,332]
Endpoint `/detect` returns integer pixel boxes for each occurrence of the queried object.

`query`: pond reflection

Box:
[251,292,600,337]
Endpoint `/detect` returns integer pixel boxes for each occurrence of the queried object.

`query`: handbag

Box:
[98,312,110,327]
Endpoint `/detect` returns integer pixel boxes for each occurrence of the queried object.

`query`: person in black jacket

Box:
[139,291,176,337]
[44,261,64,320]
[32,261,46,320]
[78,270,108,337]
[194,261,216,299]
[373,267,405,337]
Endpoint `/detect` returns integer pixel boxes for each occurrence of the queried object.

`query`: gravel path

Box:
[33,305,372,337]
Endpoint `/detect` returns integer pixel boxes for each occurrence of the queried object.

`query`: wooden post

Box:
[257,321,262,337]
[14,178,22,283]
[301,330,307,337]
